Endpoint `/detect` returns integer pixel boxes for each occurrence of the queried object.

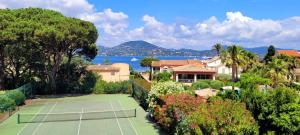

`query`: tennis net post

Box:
[17,114,20,124]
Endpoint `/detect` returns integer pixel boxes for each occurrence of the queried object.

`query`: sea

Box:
[92,56,206,72]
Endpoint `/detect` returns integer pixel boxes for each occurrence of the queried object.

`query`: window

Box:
[111,72,115,76]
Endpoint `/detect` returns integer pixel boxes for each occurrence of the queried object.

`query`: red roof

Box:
[277,50,300,57]
[151,60,201,67]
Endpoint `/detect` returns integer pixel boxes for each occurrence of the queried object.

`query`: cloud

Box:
[128,12,300,49]
[0,0,300,49]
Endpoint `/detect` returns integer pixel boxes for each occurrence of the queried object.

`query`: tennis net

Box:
[17,109,136,123]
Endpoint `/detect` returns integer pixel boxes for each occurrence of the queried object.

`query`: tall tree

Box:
[213,43,223,56]
[140,57,159,80]
[277,54,298,84]
[220,45,247,82]
[0,9,17,89]
[264,45,276,64]
[264,58,288,88]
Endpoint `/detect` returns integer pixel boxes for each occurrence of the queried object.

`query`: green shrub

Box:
[216,74,231,82]
[192,81,210,89]
[93,80,106,94]
[154,72,172,82]
[5,90,25,106]
[93,80,129,94]
[188,99,259,135]
[80,71,99,94]
[210,80,224,89]
[0,95,16,112]
[148,81,185,113]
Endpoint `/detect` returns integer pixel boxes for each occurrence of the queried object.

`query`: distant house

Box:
[151,60,216,83]
[277,50,300,82]
[172,63,216,83]
[86,63,130,82]
[151,60,201,73]
[277,50,300,59]
[204,56,233,75]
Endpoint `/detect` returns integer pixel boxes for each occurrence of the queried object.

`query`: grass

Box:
[0,94,164,135]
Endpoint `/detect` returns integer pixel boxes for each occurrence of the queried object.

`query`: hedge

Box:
[93,80,130,94]
[192,81,210,89]
[210,80,224,90]
[5,90,26,106]
[0,95,16,112]
[192,80,224,90]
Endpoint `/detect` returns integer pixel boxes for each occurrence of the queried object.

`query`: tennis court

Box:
[0,94,162,135]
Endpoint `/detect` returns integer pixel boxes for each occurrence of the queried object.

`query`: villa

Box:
[86,63,130,82]
[203,56,233,75]
[277,50,300,82]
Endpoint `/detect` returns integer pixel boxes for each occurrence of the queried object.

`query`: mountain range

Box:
[98,40,292,57]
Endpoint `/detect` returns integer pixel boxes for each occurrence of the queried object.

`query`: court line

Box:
[17,102,48,135]
[31,102,58,135]
[117,100,139,135]
[110,102,124,135]
[77,108,83,135]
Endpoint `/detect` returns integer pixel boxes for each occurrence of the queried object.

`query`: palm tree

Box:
[220,45,246,82]
[264,58,288,88]
[243,51,260,72]
[277,54,298,83]
[213,43,223,56]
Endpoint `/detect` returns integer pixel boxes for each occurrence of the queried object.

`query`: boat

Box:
[131,57,138,62]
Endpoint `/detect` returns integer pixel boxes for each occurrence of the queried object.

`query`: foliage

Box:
[79,71,99,94]
[153,93,204,134]
[132,78,151,110]
[0,95,16,112]
[216,74,231,83]
[257,87,300,134]
[140,57,159,68]
[264,58,288,87]
[210,80,224,90]
[192,80,224,90]
[220,45,247,82]
[192,80,210,90]
[264,45,276,64]
[153,72,172,82]
[188,99,259,135]
[148,81,185,113]
[213,43,223,56]
[0,8,98,93]
[5,90,25,106]
[134,78,151,91]
[217,90,240,101]
[240,73,271,90]
[93,80,130,94]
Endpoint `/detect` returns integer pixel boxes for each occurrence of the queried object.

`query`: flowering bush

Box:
[153,93,204,134]
[187,99,259,135]
[147,81,185,113]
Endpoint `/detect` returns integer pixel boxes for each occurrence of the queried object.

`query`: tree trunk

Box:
[0,46,5,89]
[49,52,64,94]
[231,64,236,82]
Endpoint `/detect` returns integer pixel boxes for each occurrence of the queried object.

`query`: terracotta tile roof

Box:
[86,65,120,72]
[151,60,201,67]
[277,50,300,57]
[172,63,216,72]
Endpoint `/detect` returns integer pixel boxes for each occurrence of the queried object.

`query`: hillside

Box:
[98,41,217,56]
[98,40,295,57]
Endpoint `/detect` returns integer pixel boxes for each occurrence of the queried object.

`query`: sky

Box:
[0,0,300,50]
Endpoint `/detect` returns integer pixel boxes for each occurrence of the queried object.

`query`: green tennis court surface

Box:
[0,94,163,135]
